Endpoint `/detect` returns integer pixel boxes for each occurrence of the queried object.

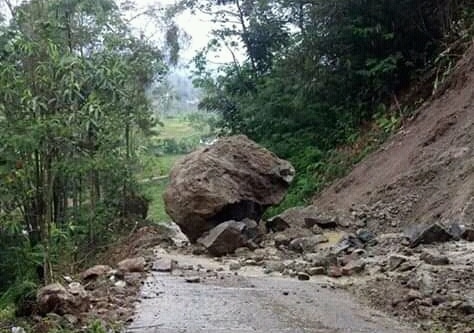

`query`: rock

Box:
[311,224,323,235]
[197,221,248,256]
[306,217,338,229]
[240,218,263,243]
[185,276,201,283]
[303,252,337,268]
[297,272,310,281]
[265,216,290,232]
[264,261,285,273]
[229,261,241,271]
[270,227,312,248]
[341,259,366,276]
[67,282,87,298]
[273,233,291,247]
[356,229,376,243]
[269,206,320,229]
[117,257,146,273]
[307,266,326,275]
[288,235,328,253]
[327,266,342,278]
[461,227,474,241]
[11,327,26,333]
[332,234,364,254]
[37,283,88,315]
[192,245,207,255]
[388,254,408,271]
[406,289,423,302]
[163,135,295,242]
[404,223,453,247]
[420,250,450,265]
[107,269,124,280]
[459,299,474,314]
[234,247,250,256]
[398,261,416,272]
[448,222,474,241]
[114,280,126,288]
[80,265,112,281]
[152,259,176,272]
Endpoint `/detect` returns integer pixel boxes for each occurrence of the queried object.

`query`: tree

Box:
[0,0,168,292]
[189,0,474,208]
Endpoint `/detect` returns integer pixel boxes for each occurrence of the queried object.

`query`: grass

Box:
[140,154,185,222]
[155,116,207,140]
[140,115,213,222]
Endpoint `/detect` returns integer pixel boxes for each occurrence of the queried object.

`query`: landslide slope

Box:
[314,43,474,230]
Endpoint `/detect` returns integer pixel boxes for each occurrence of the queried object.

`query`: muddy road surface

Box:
[126,254,416,333]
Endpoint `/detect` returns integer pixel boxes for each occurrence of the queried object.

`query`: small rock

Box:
[11,327,26,333]
[266,216,291,232]
[398,261,416,272]
[407,289,423,302]
[118,257,146,273]
[388,254,408,271]
[459,299,474,314]
[311,224,323,235]
[229,261,241,271]
[80,265,112,280]
[405,223,453,247]
[297,272,310,281]
[461,227,474,241]
[243,259,258,266]
[152,259,175,272]
[234,247,250,256]
[64,314,78,325]
[264,261,285,273]
[327,266,342,278]
[288,235,328,253]
[185,276,201,283]
[356,229,375,243]
[303,252,337,267]
[307,266,326,276]
[341,259,366,276]
[192,245,207,255]
[282,291,289,296]
[420,250,449,265]
[273,233,291,247]
[114,280,126,288]
[305,216,338,229]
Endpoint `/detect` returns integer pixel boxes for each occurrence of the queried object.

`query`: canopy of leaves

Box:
[191,0,474,206]
[0,0,171,304]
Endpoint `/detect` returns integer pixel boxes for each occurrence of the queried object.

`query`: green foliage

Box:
[0,0,176,319]
[192,0,474,209]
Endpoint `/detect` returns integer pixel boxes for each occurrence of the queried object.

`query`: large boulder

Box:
[163,135,295,242]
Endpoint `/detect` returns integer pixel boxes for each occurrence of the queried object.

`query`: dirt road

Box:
[126,254,417,333]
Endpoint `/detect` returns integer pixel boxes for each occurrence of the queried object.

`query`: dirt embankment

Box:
[314,43,474,232]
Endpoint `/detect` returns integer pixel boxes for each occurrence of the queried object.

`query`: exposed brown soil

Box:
[311,42,474,332]
[313,42,474,232]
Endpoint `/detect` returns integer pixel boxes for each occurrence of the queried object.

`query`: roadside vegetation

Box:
[140,113,219,221]
[0,0,473,332]
[188,0,474,214]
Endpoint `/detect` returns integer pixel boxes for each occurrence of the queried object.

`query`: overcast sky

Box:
[127,0,240,68]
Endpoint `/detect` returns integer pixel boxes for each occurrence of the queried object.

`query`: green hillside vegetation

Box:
[189,0,474,213]
[0,0,473,331]
[140,115,217,221]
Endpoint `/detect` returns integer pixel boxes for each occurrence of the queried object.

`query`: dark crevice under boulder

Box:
[163,135,295,242]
